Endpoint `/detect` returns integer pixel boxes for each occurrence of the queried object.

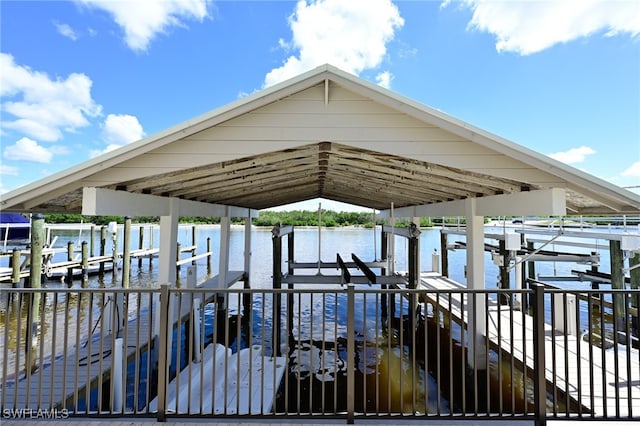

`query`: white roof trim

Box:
[382,188,567,218]
[82,187,258,218]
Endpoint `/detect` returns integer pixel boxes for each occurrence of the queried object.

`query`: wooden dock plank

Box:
[417,272,640,417]
[1,296,186,410]
[1,273,246,412]
[2,312,153,411]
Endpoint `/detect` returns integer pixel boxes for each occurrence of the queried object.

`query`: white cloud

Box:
[50,145,72,156]
[3,137,53,164]
[90,143,124,158]
[451,0,640,55]
[79,0,210,52]
[54,21,79,40]
[622,161,640,177]
[90,114,145,157]
[0,53,102,142]
[548,146,596,164]
[375,71,393,89]
[264,0,404,87]
[101,114,145,145]
[0,164,19,176]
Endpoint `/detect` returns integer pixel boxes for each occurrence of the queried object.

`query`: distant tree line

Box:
[43,211,437,228]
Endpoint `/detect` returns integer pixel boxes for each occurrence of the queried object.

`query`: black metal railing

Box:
[1,284,638,424]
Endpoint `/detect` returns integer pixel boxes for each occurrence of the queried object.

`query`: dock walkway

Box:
[0,246,206,283]
[417,272,640,417]
[1,272,244,412]
[2,300,152,411]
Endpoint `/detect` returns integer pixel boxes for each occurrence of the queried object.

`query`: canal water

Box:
[0,224,624,413]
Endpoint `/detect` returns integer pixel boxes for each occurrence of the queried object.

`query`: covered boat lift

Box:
[1,64,639,369]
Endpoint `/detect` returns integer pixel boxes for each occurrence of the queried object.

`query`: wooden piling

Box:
[90,225,95,257]
[99,225,107,275]
[67,241,75,286]
[191,225,197,265]
[138,225,144,269]
[111,222,118,281]
[25,213,45,373]
[499,239,510,305]
[122,217,131,288]
[591,251,601,289]
[526,241,536,309]
[288,230,295,276]
[11,248,21,288]
[81,241,88,287]
[176,242,181,279]
[517,235,526,309]
[609,240,626,329]
[149,225,154,268]
[440,231,449,277]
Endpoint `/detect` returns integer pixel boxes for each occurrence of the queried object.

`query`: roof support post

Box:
[465,198,487,370]
[158,198,179,286]
[412,214,421,279]
[219,212,230,289]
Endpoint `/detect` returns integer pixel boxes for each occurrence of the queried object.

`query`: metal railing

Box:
[1,284,638,423]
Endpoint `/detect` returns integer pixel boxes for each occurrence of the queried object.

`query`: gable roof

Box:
[1,64,638,216]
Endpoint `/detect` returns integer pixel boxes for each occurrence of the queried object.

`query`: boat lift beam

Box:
[351,253,376,285]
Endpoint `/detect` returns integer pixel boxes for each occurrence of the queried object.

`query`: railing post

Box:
[347,284,355,424]
[156,284,170,422]
[272,225,282,357]
[532,283,547,426]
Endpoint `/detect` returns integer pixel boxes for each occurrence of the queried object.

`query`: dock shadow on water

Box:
[270,293,537,416]
[417,311,536,415]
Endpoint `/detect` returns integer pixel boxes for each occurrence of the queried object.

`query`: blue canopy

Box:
[0,213,30,241]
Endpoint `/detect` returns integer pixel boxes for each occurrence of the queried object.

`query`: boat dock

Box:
[1,290,154,411]
[417,271,640,417]
[0,238,208,285]
[1,63,640,424]
[1,272,246,413]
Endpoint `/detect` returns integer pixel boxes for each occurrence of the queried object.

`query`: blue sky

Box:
[1,0,639,212]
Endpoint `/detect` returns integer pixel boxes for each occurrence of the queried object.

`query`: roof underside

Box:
[1,65,638,216]
[18,141,631,215]
[106,142,533,211]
